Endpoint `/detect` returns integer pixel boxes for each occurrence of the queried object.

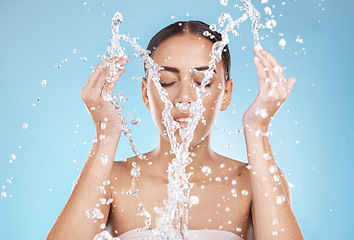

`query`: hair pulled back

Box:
[146,20,231,81]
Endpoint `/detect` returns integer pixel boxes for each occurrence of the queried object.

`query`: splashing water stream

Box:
[95,0,261,239]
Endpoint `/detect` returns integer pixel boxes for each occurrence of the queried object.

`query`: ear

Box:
[220,79,233,111]
[141,77,150,110]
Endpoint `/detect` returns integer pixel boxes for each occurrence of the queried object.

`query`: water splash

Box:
[98,0,262,238]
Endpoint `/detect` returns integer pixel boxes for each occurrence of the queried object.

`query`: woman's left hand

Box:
[242,46,296,131]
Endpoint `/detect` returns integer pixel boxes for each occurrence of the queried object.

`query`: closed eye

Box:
[160,82,176,87]
[194,81,212,87]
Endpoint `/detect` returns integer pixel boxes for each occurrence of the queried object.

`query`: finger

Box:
[102,67,126,96]
[93,55,129,89]
[89,55,129,87]
[254,49,278,93]
[106,55,129,82]
[85,63,107,89]
[286,77,296,93]
[265,50,286,83]
[252,51,270,97]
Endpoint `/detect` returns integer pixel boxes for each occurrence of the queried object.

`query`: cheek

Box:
[203,87,224,109]
[147,84,166,119]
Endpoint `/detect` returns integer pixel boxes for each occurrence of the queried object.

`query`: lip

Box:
[173,111,190,128]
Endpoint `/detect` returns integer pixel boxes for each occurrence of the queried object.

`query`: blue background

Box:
[1,0,353,239]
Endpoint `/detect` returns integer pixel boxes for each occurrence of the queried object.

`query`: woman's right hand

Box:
[81,55,129,137]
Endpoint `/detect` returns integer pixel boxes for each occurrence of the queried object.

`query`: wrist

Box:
[243,123,269,132]
[96,129,122,142]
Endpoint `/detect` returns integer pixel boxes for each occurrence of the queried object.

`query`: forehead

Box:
[152,34,216,68]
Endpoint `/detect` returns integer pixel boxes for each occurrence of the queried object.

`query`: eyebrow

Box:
[160,66,179,73]
[160,66,216,73]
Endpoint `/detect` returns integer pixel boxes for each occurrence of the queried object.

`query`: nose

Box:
[173,77,197,106]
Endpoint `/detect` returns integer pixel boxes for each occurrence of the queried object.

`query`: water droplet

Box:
[119,96,127,103]
[203,31,211,37]
[273,174,280,182]
[86,208,104,219]
[202,166,212,174]
[209,24,217,31]
[272,231,278,236]
[220,0,228,6]
[103,180,110,186]
[101,122,106,130]
[100,134,105,140]
[132,76,139,81]
[236,227,242,232]
[261,0,269,3]
[241,46,246,50]
[72,48,77,54]
[130,162,141,178]
[241,190,248,196]
[23,123,28,129]
[81,57,87,61]
[101,153,108,165]
[263,153,271,160]
[102,92,113,102]
[269,165,278,174]
[1,191,7,198]
[279,39,286,48]
[41,80,47,86]
[73,160,77,164]
[266,19,277,29]
[215,177,222,182]
[272,219,278,225]
[276,195,286,204]
[190,195,199,205]
[130,118,140,125]
[62,58,68,63]
[255,108,269,118]
[273,66,283,74]
[55,65,62,69]
[264,7,272,15]
[296,36,304,44]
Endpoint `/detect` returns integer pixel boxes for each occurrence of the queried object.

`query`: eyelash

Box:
[160,82,176,87]
[160,82,212,88]
[194,82,212,88]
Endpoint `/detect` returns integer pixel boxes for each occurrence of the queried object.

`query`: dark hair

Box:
[146,20,231,81]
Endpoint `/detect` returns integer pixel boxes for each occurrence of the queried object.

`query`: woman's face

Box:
[142,33,233,147]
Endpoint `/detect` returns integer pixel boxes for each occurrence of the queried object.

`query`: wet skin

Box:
[106,34,254,239]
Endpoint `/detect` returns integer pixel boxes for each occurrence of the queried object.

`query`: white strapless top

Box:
[118,229,244,240]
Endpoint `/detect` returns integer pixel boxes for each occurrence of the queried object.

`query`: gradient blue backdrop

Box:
[1,0,353,239]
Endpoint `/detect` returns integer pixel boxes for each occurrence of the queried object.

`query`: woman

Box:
[47,21,304,240]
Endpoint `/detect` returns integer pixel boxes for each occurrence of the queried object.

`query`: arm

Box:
[47,56,129,240]
[243,46,303,240]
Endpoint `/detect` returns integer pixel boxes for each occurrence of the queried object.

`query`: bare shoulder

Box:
[213,153,251,178]
[109,155,141,191]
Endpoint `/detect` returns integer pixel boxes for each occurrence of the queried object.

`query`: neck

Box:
[147,134,216,174]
